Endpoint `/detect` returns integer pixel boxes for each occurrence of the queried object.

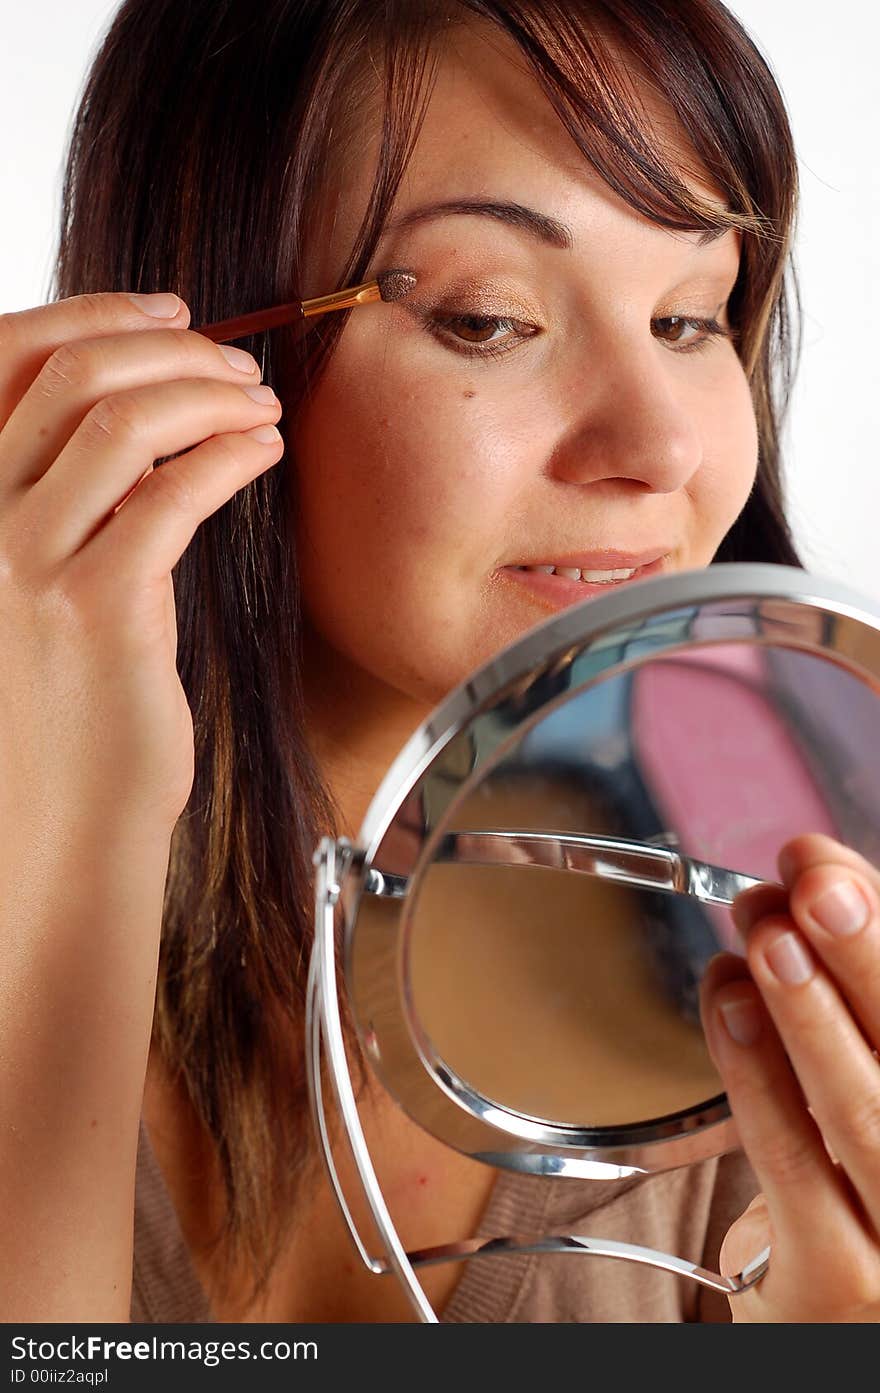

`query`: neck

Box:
[301,626,434,842]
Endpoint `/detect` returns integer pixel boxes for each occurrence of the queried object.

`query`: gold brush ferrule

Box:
[301,279,382,317]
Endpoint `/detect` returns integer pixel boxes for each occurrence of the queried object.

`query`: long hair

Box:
[52,0,803,1305]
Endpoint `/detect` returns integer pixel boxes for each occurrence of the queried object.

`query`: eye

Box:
[422,310,539,360]
[418,306,737,361]
[652,315,737,354]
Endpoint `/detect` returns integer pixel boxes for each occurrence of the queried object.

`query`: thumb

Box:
[720,1191,772,1280]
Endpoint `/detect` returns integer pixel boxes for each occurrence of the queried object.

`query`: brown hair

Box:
[52,0,803,1304]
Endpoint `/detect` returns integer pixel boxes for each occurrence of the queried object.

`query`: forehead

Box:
[314,20,731,285]
[416,24,716,192]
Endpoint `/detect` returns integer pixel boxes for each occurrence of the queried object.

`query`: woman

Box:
[1,0,878,1323]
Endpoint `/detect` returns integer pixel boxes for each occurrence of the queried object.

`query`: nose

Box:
[546,338,703,494]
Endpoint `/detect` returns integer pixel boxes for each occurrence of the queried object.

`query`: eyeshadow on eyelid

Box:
[399,262,737,323]
[413,275,540,314]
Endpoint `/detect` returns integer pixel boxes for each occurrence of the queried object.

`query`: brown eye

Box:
[656,316,690,341]
[449,314,515,344]
[424,309,539,359]
[442,313,517,345]
[652,315,732,353]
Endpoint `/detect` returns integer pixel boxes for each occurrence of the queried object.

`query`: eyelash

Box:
[422,310,738,361]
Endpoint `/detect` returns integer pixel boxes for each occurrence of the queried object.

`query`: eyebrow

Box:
[383,198,729,249]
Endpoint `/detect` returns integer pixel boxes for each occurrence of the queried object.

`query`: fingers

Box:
[731,882,789,940]
[76,420,284,596]
[706,835,880,1315]
[732,837,880,1058]
[0,323,261,501]
[777,865,880,1056]
[724,849,880,1235]
[0,292,190,444]
[25,376,282,571]
[700,954,861,1257]
[776,832,880,903]
[718,1190,770,1283]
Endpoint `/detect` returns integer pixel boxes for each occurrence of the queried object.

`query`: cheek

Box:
[690,360,759,557]
[296,359,505,567]
[292,323,525,696]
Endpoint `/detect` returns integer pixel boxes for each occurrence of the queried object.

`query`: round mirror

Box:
[342,564,880,1176]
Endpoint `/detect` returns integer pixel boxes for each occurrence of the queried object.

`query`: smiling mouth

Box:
[516,563,640,582]
[500,555,668,608]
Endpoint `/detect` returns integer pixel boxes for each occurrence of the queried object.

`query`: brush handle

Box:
[195,299,306,344]
[196,278,384,343]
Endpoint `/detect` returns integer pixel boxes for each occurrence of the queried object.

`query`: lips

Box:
[514,547,670,571]
[501,553,668,612]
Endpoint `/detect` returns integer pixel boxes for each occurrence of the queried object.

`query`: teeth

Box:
[524,565,638,583]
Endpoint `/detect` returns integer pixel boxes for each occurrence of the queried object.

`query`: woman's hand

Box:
[0,292,285,1318]
[700,832,880,1322]
[0,291,284,831]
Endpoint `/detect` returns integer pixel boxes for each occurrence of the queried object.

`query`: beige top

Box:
[130,1120,759,1323]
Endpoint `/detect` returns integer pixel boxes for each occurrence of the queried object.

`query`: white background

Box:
[2,2,878,600]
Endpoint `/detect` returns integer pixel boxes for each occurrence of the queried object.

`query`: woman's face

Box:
[293,24,757,711]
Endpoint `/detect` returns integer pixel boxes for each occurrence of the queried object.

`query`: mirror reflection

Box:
[406,642,880,1129]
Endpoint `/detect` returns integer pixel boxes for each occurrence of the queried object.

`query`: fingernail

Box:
[777,846,799,884]
[810,880,870,938]
[220,344,259,374]
[731,890,764,936]
[764,930,814,985]
[245,424,282,443]
[128,292,182,318]
[718,992,761,1046]
[242,384,278,403]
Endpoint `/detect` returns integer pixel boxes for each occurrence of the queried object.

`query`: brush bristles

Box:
[377,268,418,303]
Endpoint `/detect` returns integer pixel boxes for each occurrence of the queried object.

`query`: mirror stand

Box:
[307,837,771,1324]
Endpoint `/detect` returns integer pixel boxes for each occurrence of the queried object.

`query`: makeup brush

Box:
[195,269,418,344]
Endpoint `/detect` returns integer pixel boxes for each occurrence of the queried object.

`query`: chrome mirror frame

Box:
[307,562,880,1319]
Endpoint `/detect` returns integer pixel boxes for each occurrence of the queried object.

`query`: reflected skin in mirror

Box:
[293,21,758,836]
